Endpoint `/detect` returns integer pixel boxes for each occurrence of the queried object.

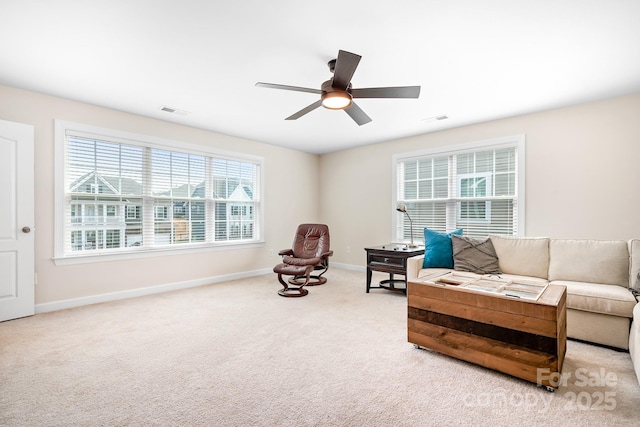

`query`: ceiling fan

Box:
[255,50,421,126]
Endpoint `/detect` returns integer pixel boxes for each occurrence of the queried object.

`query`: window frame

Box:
[392,135,525,243]
[54,120,265,265]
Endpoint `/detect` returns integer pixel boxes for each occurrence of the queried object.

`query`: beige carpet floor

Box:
[1,268,639,426]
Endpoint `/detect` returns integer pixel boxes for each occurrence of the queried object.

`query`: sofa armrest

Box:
[407,255,425,282]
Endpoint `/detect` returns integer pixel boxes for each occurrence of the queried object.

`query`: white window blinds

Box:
[59,124,261,257]
[394,136,524,242]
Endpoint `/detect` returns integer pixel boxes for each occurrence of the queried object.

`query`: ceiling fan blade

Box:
[285,100,323,120]
[351,86,421,98]
[255,82,322,95]
[332,50,361,91]
[344,102,372,126]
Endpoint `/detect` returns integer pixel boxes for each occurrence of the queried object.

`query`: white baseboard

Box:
[35,268,272,314]
[331,262,365,272]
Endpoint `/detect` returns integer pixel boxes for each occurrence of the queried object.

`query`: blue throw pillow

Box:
[422,228,463,269]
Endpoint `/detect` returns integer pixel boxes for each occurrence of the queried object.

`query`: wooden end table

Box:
[365,244,424,294]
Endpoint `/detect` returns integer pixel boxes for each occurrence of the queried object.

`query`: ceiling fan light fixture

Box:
[321,91,352,110]
[257,50,420,125]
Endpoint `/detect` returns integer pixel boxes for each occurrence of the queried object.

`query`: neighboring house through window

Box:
[54,121,263,263]
[393,135,524,243]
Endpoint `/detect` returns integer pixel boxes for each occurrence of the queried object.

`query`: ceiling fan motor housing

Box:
[321,80,352,109]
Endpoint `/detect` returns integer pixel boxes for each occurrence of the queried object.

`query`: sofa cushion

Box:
[451,235,501,274]
[552,280,637,318]
[489,235,550,279]
[422,228,463,269]
[548,239,629,287]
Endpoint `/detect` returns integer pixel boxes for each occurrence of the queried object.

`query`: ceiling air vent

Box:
[422,114,449,122]
[160,106,190,116]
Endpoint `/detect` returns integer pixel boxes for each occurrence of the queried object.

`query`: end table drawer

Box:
[369,255,405,267]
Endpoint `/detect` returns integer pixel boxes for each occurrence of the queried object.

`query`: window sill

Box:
[52,241,265,266]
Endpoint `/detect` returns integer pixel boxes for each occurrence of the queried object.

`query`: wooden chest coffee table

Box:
[407,273,566,390]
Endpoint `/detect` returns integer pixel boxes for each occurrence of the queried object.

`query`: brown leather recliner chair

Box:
[273,224,333,297]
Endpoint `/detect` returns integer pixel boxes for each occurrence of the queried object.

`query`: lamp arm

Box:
[404,211,413,223]
[403,211,415,247]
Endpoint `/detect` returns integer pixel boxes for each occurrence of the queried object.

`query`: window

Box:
[55,121,263,261]
[126,205,138,220]
[457,174,491,223]
[393,135,524,242]
[154,206,168,220]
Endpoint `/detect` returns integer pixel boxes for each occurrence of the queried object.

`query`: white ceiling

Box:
[1,1,639,154]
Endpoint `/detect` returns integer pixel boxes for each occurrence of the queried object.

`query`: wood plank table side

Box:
[407,280,567,389]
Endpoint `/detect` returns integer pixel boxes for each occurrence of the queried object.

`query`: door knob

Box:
[22,226,31,233]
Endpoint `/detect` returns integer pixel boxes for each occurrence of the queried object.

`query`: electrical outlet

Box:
[346,246,351,254]
[269,249,275,256]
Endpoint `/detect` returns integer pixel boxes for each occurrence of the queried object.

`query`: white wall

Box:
[321,93,640,267]
[0,85,320,306]
[3,83,639,308]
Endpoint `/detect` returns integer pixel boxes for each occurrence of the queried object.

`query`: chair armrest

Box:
[406,255,425,282]
[278,249,294,256]
[321,250,334,258]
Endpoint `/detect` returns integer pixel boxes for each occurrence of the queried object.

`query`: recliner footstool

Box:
[273,263,314,297]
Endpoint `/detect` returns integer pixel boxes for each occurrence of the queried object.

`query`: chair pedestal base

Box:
[288,264,329,286]
[288,275,327,286]
[277,287,309,297]
[273,264,314,297]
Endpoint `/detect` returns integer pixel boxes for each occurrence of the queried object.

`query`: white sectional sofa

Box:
[407,236,640,382]
[630,303,640,385]
[628,239,640,384]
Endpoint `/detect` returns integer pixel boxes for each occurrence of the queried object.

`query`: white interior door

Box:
[0,119,34,322]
